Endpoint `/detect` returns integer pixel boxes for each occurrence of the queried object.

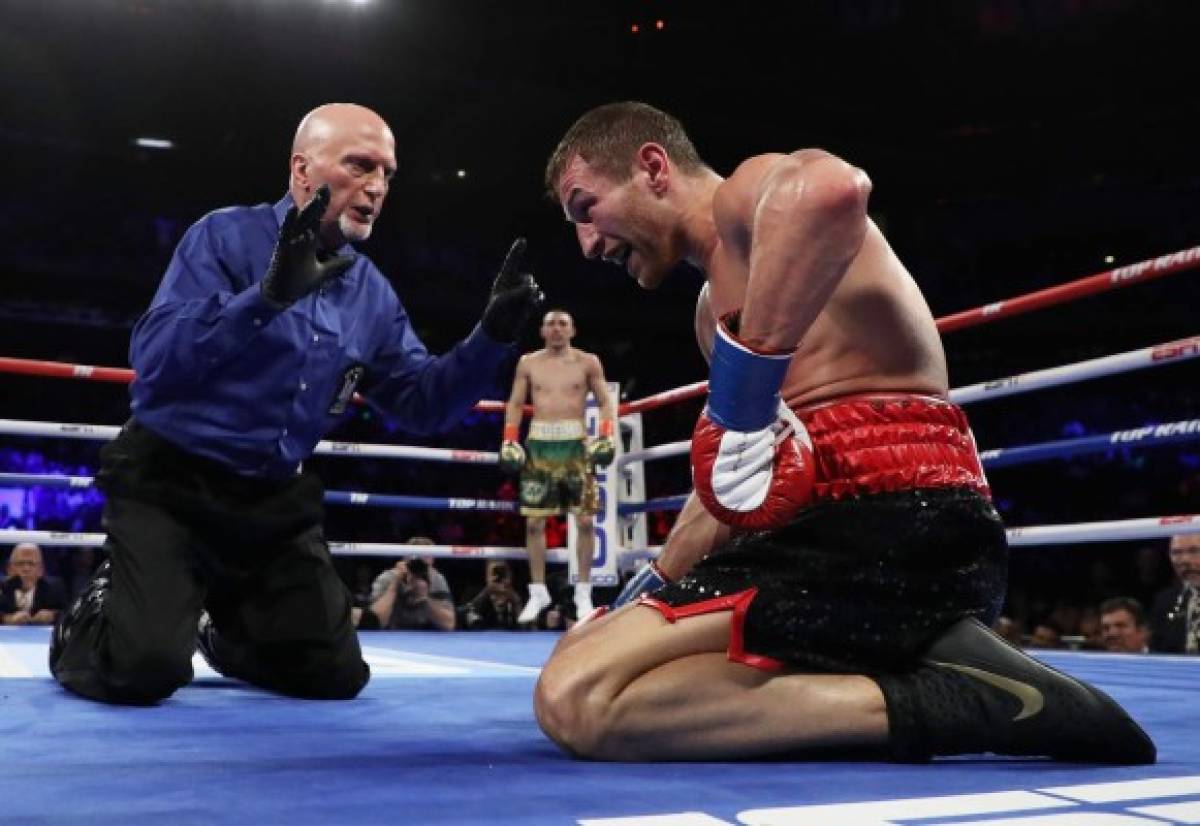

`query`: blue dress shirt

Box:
[130,194,511,478]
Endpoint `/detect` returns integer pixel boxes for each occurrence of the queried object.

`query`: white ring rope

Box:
[7,514,1196,555]
[616,334,1200,470]
[950,335,1200,405]
[0,419,497,464]
[617,439,691,470]
[1005,515,1200,545]
[0,531,568,562]
[3,336,1195,469]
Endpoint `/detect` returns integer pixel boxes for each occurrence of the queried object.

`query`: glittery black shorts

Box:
[646,487,1008,674]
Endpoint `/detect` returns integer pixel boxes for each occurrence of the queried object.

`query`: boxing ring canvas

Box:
[0,627,1197,825]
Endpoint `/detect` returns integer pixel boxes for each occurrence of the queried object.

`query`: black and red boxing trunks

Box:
[642,393,1008,674]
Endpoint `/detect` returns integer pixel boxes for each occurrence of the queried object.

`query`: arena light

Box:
[134,137,174,150]
[456,169,467,179]
[1104,254,1115,264]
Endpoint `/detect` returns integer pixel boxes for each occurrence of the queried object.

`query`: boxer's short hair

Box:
[545,101,706,200]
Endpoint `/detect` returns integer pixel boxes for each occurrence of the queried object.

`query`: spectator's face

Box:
[8,545,42,587]
[1100,609,1148,653]
[1169,535,1200,589]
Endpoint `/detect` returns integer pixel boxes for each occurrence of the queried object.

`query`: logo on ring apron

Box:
[328,365,365,415]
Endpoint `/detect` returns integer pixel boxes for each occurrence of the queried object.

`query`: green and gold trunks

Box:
[519,420,599,517]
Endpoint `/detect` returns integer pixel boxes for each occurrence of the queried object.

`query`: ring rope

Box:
[618,495,689,516]
[4,246,1196,418]
[979,418,1200,468]
[4,332,1196,477]
[949,335,1200,405]
[0,357,532,417]
[7,514,1197,557]
[0,472,518,513]
[935,245,1200,333]
[622,417,1200,515]
[616,337,1200,469]
[0,530,567,562]
[616,331,1200,418]
[1005,515,1200,545]
[616,440,693,470]
[0,419,497,464]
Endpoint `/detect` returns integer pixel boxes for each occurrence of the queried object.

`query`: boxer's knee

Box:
[534,654,614,759]
[525,517,545,540]
[576,513,594,532]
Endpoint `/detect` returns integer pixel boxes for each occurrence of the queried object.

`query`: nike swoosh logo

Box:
[930,661,1045,721]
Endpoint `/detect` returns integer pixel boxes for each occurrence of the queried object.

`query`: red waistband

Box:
[794,393,990,502]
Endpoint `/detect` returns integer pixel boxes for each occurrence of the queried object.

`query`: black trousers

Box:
[51,421,369,705]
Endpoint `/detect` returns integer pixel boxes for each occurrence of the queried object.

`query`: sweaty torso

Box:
[700,157,948,409]
[526,349,593,422]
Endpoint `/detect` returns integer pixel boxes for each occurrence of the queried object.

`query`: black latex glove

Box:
[261,185,356,309]
[480,238,543,343]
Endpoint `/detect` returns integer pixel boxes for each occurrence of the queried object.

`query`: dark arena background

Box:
[1,1,1198,823]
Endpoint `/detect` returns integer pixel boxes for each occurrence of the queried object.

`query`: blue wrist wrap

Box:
[706,323,792,432]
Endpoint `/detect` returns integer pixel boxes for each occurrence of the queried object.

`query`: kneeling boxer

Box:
[534,101,1155,764]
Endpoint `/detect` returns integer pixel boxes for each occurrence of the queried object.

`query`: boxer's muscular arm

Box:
[584,354,616,424]
[656,492,731,580]
[716,150,872,352]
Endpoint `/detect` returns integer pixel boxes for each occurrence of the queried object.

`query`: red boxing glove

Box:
[691,316,816,529]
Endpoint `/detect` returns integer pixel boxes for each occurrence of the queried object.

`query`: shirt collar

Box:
[273,193,357,258]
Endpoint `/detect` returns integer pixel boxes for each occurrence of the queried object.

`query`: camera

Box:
[405,557,430,584]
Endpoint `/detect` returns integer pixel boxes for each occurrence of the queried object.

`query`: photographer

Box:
[532,573,577,632]
[459,561,522,630]
[361,557,455,631]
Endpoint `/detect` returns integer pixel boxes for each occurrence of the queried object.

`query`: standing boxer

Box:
[500,309,616,623]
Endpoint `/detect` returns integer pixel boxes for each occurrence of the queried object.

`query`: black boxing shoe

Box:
[878,617,1156,764]
[49,559,112,677]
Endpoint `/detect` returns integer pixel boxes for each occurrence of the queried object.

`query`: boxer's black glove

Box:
[261,185,356,309]
[480,238,543,343]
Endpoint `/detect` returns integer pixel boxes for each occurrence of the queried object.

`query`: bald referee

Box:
[51,103,541,705]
